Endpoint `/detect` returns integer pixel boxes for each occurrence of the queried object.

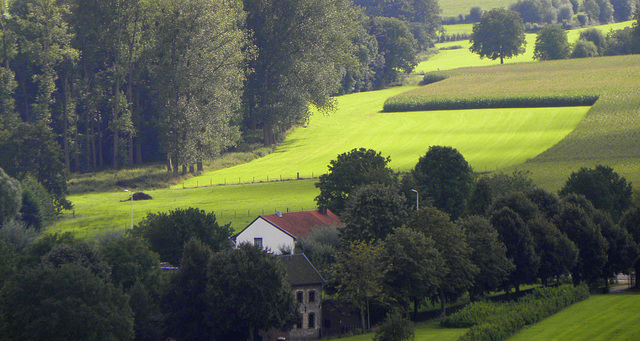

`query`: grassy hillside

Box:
[510,294,640,340]
[391,55,640,188]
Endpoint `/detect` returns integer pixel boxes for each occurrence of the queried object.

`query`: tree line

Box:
[0,0,440,177]
[303,147,640,330]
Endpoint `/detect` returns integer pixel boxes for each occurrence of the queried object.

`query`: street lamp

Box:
[410,189,419,210]
[124,190,133,229]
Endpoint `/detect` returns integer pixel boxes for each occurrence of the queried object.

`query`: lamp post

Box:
[410,189,419,210]
[124,190,133,229]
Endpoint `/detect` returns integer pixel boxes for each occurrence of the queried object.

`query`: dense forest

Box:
[0,0,440,179]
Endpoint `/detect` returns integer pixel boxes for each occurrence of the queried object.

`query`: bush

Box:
[572,40,599,58]
[442,285,590,341]
[374,311,415,341]
[420,72,449,85]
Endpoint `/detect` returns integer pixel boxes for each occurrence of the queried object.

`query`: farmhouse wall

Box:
[234,217,295,254]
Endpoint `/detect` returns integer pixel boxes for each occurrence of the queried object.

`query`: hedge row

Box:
[441,285,590,341]
[383,94,599,112]
[420,72,450,86]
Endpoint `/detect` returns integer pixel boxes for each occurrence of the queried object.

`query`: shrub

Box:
[442,285,590,341]
[374,311,415,341]
[572,40,599,58]
[420,72,449,85]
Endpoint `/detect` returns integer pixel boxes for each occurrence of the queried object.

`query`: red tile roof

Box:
[262,209,343,239]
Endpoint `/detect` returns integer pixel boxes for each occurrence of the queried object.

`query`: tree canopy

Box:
[470,9,526,64]
[534,25,571,61]
[315,148,397,215]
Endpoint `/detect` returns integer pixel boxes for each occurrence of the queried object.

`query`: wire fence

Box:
[176,171,322,189]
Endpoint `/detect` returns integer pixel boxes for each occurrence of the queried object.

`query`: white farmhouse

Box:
[232,208,342,254]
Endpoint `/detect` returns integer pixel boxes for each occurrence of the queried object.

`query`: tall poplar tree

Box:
[243,0,358,145]
[153,0,249,173]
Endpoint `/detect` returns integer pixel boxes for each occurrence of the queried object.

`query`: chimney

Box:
[276,211,283,217]
[318,206,327,215]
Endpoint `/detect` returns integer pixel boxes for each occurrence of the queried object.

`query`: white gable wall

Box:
[235,217,295,254]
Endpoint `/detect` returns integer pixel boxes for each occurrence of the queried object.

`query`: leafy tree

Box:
[152,0,249,173]
[295,224,341,276]
[526,187,562,221]
[559,165,632,221]
[534,25,571,60]
[406,207,478,316]
[490,192,540,222]
[374,310,415,341]
[20,231,76,266]
[0,238,16,288]
[0,219,38,253]
[527,217,577,286]
[98,234,164,341]
[383,227,444,316]
[20,175,56,230]
[558,4,574,22]
[0,122,70,210]
[619,205,640,288]
[459,215,514,300]
[315,148,396,215]
[368,17,417,88]
[0,167,21,224]
[594,210,639,291]
[467,177,492,216]
[579,28,606,54]
[243,0,358,146]
[41,241,111,280]
[490,207,540,292]
[470,8,526,64]
[207,243,298,341]
[340,183,408,243]
[481,170,534,201]
[556,197,608,286]
[572,39,599,58]
[129,207,233,265]
[162,238,214,341]
[0,264,133,340]
[595,0,614,23]
[330,240,389,331]
[407,146,474,220]
[604,26,637,55]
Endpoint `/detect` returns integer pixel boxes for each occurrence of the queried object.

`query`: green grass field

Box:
[332,320,468,341]
[510,294,640,340]
[415,21,634,74]
[440,0,514,17]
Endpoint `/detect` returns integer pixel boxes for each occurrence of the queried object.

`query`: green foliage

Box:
[207,243,298,340]
[459,215,514,300]
[243,0,359,145]
[383,227,444,314]
[572,39,599,58]
[420,71,449,85]
[409,146,474,220]
[129,207,233,265]
[315,148,397,215]
[295,224,340,276]
[556,197,608,285]
[0,167,21,224]
[619,206,640,288]
[490,207,540,290]
[0,122,70,210]
[374,311,415,341]
[479,170,535,202]
[527,217,578,284]
[340,183,408,243]
[41,241,112,280]
[442,284,590,341]
[369,17,418,87]
[579,28,606,54]
[406,207,478,315]
[163,238,214,340]
[534,25,571,61]
[330,240,390,330]
[559,165,632,221]
[0,264,134,340]
[470,9,526,64]
[19,175,56,230]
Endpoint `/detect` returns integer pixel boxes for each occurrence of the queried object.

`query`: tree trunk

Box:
[360,307,366,332]
[113,79,120,170]
[166,154,173,172]
[62,75,70,173]
[439,287,446,317]
[189,164,194,173]
[197,161,203,172]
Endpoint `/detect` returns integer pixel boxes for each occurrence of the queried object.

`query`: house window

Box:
[308,290,315,302]
[254,238,263,247]
[296,291,303,303]
[308,313,315,329]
